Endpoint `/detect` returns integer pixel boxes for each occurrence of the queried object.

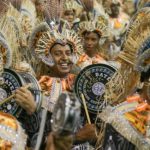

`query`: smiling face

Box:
[83,31,100,54]
[50,44,73,78]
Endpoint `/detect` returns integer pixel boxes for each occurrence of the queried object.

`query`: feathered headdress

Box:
[101,8,150,105]
[0,4,22,68]
[64,0,83,12]
[20,0,37,43]
[0,36,12,69]
[63,0,83,18]
[121,8,150,65]
[21,0,36,26]
[137,0,150,9]
[45,0,65,21]
[79,14,110,39]
[79,0,94,12]
[0,0,10,18]
[10,0,22,11]
[29,22,83,66]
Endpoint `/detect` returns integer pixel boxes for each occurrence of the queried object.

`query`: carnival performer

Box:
[0,1,74,150]
[106,0,130,37]
[62,0,82,31]
[32,0,47,24]
[76,16,109,69]
[14,21,82,149]
[70,12,111,150]
[96,6,150,150]
[97,61,150,150]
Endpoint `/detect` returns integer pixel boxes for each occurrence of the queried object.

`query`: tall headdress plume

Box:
[0,3,22,68]
[79,0,94,12]
[105,7,150,103]
[45,0,65,21]
[0,0,10,18]
[20,0,37,44]
[64,0,83,16]
[10,0,22,11]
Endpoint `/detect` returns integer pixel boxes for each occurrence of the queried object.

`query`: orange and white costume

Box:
[77,53,106,69]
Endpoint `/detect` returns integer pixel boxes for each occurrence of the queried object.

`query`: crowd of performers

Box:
[0,0,149,149]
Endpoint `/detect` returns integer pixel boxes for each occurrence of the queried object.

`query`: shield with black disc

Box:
[74,63,116,114]
[0,68,42,118]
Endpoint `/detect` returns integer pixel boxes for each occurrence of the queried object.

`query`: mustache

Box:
[59,59,74,65]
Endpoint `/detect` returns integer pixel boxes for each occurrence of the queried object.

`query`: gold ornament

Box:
[29,22,83,66]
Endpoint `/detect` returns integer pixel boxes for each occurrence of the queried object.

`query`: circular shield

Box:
[0,68,42,117]
[74,64,116,114]
[0,68,23,116]
[19,72,42,111]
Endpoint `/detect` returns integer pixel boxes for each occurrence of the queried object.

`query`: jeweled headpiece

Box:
[29,22,83,66]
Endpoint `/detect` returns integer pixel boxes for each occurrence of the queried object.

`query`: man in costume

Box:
[0,34,27,150]
[0,1,80,149]
[14,22,83,149]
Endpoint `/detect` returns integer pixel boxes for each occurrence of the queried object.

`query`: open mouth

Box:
[59,63,70,69]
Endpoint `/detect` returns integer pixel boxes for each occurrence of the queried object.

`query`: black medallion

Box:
[0,68,42,117]
[0,69,22,116]
[74,64,116,114]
